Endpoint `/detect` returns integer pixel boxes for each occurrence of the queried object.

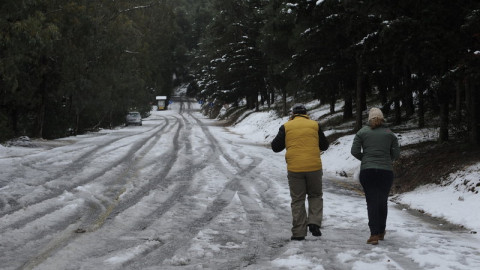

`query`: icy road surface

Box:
[1,98,479,270]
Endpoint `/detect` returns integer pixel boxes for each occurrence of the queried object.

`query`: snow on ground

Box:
[394,163,480,232]
[1,100,479,269]
[228,104,480,234]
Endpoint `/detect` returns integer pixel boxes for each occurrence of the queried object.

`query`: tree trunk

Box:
[394,98,401,125]
[355,69,365,131]
[393,82,402,125]
[417,89,425,128]
[35,80,47,139]
[455,80,463,126]
[403,89,414,118]
[378,80,388,106]
[266,86,272,108]
[343,90,353,120]
[329,82,338,113]
[472,84,480,145]
[74,107,80,136]
[403,67,414,118]
[270,88,275,106]
[439,97,449,142]
[465,77,480,146]
[329,96,335,114]
[246,94,256,110]
[11,108,18,136]
[361,76,368,111]
[282,87,288,116]
[36,103,46,138]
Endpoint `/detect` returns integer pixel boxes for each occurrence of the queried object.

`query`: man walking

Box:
[271,104,329,241]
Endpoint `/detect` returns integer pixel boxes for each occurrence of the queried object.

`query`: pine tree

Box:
[259,0,297,115]
[194,0,267,111]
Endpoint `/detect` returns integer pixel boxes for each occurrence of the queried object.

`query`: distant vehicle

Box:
[156,96,168,110]
[125,111,142,126]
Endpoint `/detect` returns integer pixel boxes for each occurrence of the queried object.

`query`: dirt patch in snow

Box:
[392,140,480,194]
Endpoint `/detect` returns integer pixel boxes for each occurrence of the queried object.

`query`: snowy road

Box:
[1,97,479,270]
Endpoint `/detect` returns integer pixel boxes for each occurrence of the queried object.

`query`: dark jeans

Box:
[359,169,393,236]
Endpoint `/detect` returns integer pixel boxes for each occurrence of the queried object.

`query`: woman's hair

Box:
[368,107,384,129]
[369,117,383,129]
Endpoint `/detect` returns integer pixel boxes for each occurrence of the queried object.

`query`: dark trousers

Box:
[359,169,393,236]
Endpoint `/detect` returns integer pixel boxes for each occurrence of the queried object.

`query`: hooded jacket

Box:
[271,114,329,172]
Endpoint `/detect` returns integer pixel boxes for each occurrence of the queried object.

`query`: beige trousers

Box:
[287,170,323,237]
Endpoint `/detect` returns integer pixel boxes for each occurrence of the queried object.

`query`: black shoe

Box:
[290,236,305,241]
[308,224,322,237]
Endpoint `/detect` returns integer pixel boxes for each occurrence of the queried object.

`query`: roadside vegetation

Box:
[2,0,480,152]
[193,0,480,192]
[1,0,199,140]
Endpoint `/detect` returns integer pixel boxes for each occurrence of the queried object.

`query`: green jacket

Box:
[351,125,400,171]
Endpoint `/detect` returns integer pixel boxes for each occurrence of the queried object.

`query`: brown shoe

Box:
[378,231,386,240]
[367,235,379,245]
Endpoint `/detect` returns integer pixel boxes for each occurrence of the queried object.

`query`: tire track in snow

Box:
[0,118,177,269]
[0,121,171,233]
[27,103,199,268]
[1,124,161,186]
[188,110,286,267]
[123,101,287,268]
[0,121,169,218]
[95,114,187,220]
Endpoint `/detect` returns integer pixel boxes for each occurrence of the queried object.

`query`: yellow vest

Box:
[284,116,322,172]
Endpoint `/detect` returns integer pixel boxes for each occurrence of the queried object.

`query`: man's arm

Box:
[271,125,286,152]
[318,124,329,151]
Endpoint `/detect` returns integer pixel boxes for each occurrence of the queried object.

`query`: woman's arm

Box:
[351,133,363,161]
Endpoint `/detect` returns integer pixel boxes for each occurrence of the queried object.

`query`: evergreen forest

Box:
[1,0,480,146]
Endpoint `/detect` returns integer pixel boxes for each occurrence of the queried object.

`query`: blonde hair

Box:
[369,117,383,129]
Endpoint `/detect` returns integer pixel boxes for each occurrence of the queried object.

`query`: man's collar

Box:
[290,114,310,120]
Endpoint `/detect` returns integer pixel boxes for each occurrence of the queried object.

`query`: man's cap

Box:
[291,103,307,115]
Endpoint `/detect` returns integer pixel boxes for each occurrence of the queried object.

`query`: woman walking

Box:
[351,108,400,245]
